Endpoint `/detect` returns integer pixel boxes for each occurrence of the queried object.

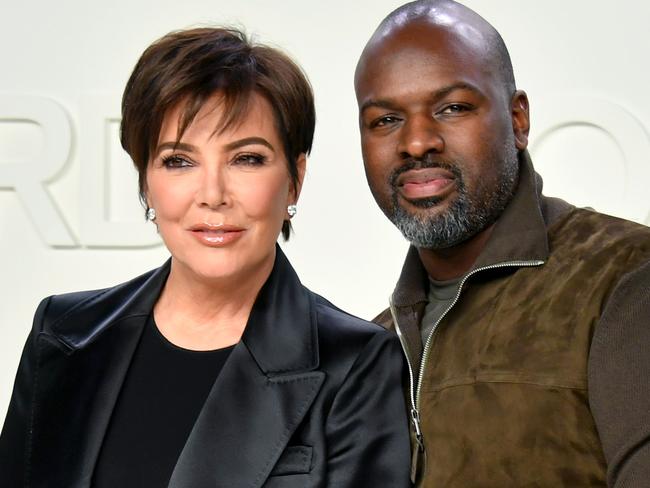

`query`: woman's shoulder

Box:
[32,262,169,345]
[309,292,398,357]
[311,292,389,337]
[307,291,403,397]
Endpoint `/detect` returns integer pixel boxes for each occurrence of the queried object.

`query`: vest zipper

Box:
[389,297,424,452]
[390,259,545,465]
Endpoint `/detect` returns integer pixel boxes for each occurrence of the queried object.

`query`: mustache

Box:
[389,157,463,188]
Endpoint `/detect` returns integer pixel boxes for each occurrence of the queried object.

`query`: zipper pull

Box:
[410,408,426,483]
[411,408,424,452]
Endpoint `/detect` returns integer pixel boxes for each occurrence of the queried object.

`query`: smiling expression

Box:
[146,92,303,283]
[355,20,528,249]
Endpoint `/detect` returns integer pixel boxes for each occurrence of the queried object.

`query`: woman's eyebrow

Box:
[153,137,275,157]
[224,137,275,152]
[154,141,198,157]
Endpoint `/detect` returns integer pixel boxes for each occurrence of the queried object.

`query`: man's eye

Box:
[440,104,470,114]
[233,153,266,166]
[161,155,193,168]
[370,115,400,128]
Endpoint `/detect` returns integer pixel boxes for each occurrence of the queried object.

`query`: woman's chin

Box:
[169,248,275,287]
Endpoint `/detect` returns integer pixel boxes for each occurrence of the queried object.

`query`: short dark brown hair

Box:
[120,27,315,240]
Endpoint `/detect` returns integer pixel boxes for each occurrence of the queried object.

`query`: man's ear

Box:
[511,90,530,150]
[291,153,307,203]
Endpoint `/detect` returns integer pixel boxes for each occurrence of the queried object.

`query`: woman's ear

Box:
[143,188,152,210]
[291,153,307,203]
[142,180,158,222]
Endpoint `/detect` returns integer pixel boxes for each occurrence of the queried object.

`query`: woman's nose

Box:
[195,165,230,209]
[397,115,444,159]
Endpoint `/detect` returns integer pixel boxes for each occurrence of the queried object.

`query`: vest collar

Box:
[392,150,550,308]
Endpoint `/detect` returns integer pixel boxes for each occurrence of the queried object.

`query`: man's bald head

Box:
[355,0,516,98]
[354,0,531,252]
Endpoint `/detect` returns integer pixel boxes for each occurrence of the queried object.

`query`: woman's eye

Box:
[161,155,193,168]
[233,153,266,166]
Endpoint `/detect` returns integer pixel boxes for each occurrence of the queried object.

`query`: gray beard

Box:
[387,148,519,250]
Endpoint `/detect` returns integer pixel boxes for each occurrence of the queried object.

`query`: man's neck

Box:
[417,223,495,281]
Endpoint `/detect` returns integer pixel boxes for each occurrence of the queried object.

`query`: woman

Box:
[0,28,411,487]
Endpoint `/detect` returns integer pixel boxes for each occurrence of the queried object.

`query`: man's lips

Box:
[396,168,455,200]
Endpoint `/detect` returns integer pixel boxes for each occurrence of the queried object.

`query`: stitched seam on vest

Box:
[422,374,587,393]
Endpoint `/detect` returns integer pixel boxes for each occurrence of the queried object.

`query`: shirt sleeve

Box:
[324,330,412,487]
[588,259,650,487]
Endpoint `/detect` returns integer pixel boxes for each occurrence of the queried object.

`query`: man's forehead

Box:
[377,10,488,52]
[367,17,490,66]
[355,21,491,96]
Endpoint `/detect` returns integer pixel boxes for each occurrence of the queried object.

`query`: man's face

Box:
[355,22,526,249]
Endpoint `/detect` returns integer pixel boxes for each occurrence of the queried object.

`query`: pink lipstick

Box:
[187,222,245,247]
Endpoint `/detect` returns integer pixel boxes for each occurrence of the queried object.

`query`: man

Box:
[354,1,650,486]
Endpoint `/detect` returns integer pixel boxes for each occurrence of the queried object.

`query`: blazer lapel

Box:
[168,344,324,488]
[169,247,325,488]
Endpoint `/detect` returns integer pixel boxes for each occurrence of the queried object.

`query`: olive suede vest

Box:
[377,154,650,487]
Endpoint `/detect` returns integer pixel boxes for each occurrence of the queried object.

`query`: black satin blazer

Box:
[0,248,411,487]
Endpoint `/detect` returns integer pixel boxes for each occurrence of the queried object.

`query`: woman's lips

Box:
[188,224,245,247]
[397,168,455,200]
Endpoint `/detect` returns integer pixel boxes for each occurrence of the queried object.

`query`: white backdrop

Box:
[1,0,649,416]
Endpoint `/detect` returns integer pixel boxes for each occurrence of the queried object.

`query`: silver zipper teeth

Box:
[389,297,423,450]
[392,259,545,450]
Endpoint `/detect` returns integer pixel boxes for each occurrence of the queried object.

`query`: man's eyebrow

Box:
[360,82,485,114]
[432,82,484,101]
[359,99,400,115]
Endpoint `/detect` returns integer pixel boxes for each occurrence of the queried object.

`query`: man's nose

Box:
[397,115,444,159]
[195,165,230,209]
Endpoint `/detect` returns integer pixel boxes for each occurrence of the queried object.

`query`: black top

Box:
[93,316,234,488]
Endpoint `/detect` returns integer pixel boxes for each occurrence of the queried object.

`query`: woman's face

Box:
[146,92,304,283]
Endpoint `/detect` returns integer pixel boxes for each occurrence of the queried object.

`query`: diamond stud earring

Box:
[287,204,297,218]
[146,208,156,221]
